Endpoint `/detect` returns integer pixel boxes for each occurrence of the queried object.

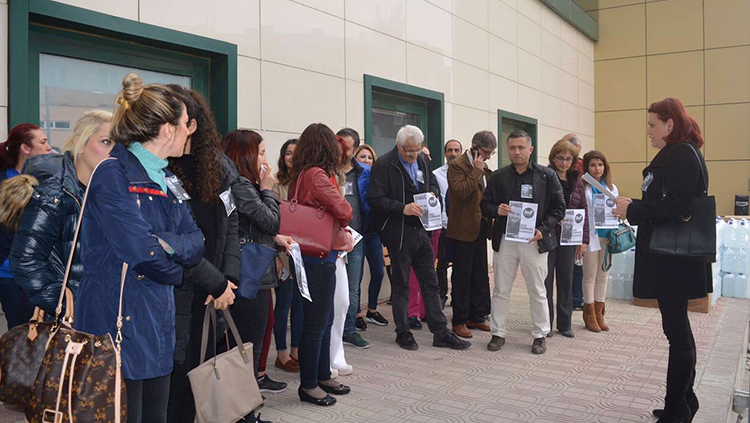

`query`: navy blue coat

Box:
[74,143,205,380]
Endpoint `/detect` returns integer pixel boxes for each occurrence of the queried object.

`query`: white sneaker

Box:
[337,364,353,376]
[330,368,338,379]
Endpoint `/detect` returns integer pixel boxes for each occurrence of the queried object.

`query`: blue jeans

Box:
[299,261,336,389]
[361,232,385,310]
[274,267,304,351]
[126,374,171,423]
[343,242,365,336]
[572,263,584,305]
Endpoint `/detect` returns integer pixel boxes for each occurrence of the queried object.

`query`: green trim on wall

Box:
[9,0,238,134]
[364,75,445,170]
[540,0,599,41]
[497,109,538,166]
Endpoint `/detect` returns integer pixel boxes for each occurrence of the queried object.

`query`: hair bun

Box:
[121,73,144,104]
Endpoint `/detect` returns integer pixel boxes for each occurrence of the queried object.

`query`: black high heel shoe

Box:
[654,404,693,423]
[653,393,699,422]
[298,387,337,406]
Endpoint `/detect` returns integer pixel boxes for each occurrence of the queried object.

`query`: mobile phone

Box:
[470,146,478,157]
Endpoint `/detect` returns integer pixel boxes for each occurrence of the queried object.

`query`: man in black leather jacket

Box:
[480,130,565,355]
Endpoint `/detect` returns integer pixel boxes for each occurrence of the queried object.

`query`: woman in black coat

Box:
[165,86,242,423]
[615,98,711,423]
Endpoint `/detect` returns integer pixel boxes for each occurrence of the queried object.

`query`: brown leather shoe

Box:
[275,357,300,372]
[452,324,473,339]
[531,337,546,355]
[487,335,505,351]
[466,320,491,331]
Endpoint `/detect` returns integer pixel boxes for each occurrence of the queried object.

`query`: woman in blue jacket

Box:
[75,74,205,423]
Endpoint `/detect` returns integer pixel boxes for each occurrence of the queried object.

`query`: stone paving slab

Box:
[1,274,748,423]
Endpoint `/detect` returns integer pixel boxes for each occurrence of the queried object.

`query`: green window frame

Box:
[364,75,444,170]
[497,110,538,167]
[9,0,238,134]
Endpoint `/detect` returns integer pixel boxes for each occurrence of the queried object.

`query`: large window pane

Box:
[39,54,192,149]
[371,108,420,158]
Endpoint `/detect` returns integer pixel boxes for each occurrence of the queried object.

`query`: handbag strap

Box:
[290,169,305,203]
[198,305,251,369]
[662,144,708,198]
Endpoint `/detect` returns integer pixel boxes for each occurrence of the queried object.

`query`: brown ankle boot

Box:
[595,302,609,331]
[584,303,600,332]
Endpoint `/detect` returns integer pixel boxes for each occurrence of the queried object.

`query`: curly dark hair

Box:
[290,123,341,184]
[276,139,298,186]
[166,85,223,204]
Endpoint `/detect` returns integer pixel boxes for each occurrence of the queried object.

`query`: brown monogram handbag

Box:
[0,158,126,422]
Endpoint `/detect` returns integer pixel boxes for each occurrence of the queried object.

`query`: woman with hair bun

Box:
[75,73,205,423]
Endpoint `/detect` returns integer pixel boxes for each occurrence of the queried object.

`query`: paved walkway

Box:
[2,275,748,423]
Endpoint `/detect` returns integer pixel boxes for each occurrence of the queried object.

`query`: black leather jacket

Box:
[480,162,566,254]
[10,153,84,314]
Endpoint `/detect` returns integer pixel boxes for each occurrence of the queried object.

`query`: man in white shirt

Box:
[433,140,462,308]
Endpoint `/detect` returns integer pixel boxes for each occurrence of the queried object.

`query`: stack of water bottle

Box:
[720,218,750,299]
[606,225,637,301]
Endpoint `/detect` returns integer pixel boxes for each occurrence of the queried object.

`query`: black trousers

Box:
[544,245,575,332]
[436,230,449,304]
[449,229,490,326]
[658,298,697,412]
[389,225,450,338]
[126,375,171,423]
[230,289,271,379]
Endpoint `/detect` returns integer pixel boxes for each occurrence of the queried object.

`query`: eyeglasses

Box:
[399,145,422,157]
[554,156,574,163]
[476,146,495,157]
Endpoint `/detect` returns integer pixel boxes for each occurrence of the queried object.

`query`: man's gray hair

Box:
[471,131,497,150]
[396,125,424,147]
[506,130,532,145]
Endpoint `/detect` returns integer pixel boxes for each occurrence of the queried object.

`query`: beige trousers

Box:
[583,237,609,303]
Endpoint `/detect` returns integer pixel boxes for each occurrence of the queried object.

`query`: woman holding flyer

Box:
[582,150,618,332]
[544,140,589,338]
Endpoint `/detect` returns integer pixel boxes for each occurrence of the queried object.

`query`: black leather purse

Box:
[648,144,716,263]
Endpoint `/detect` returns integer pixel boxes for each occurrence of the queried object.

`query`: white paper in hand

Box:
[413,193,442,231]
[338,226,364,259]
[505,201,538,243]
[560,209,585,246]
[289,244,311,302]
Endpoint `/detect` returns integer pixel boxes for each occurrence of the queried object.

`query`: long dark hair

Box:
[276,139,298,186]
[223,129,263,185]
[648,97,704,149]
[0,123,41,171]
[583,150,613,190]
[290,123,341,184]
[166,85,223,204]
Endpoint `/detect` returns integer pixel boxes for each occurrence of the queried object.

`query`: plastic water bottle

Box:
[722,248,736,273]
[723,273,736,298]
[736,248,748,276]
[735,273,749,299]
[725,219,737,248]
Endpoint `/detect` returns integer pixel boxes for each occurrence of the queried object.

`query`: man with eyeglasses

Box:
[480,130,565,355]
[446,131,497,339]
[368,125,471,351]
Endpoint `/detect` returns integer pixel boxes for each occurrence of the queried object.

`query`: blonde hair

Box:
[0,175,39,232]
[61,110,113,162]
[354,144,377,162]
[111,73,184,146]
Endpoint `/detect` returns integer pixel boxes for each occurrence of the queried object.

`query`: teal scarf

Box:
[128,142,168,192]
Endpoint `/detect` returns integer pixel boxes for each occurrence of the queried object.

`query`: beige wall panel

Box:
[489,35,519,82]
[518,85,542,119]
[610,162,649,200]
[705,46,750,105]
[345,80,365,135]
[541,93,562,128]
[540,4,562,38]
[646,0,703,55]
[453,105,491,147]
[707,161,750,216]
[141,0,259,58]
[594,57,646,111]
[501,0,517,10]
[646,51,704,106]
[577,31,595,60]
[489,0,518,44]
[542,61,562,98]
[260,62,345,134]
[490,74,519,115]
[561,41,578,76]
[406,0,453,57]
[237,57,261,130]
[705,0,750,49]
[0,3,6,107]
[453,17,490,71]
[562,101,578,133]
[518,14,542,58]
[426,0,451,11]
[517,0,541,24]
[538,124,563,159]
[453,61,490,111]
[646,105,704,161]
[541,29,562,68]
[704,103,750,161]
[294,0,344,17]
[407,44,454,103]
[260,0,344,77]
[518,49,542,91]
[58,0,136,20]
[578,81,595,111]
[561,71,578,104]
[578,105,595,137]
[345,0,406,40]
[345,22,407,83]
[594,4,646,61]
[560,18,579,48]
[453,0,489,30]
[596,110,647,163]
[578,51,594,85]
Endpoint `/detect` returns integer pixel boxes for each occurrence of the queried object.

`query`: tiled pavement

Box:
[2,273,748,423]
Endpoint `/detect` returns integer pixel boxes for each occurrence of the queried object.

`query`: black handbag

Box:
[648,144,716,263]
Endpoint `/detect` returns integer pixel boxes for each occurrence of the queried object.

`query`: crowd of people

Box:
[0,71,710,423]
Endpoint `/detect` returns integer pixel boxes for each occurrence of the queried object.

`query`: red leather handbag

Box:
[279,169,339,258]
